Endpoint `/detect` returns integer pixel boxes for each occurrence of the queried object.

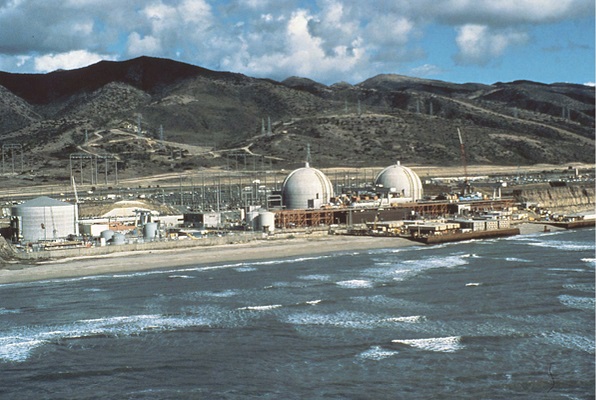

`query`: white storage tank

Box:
[258,211,275,233]
[100,230,115,241]
[246,210,260,231]
[111,233,126,245]
[12,196,79,242]
[143,222,159,241]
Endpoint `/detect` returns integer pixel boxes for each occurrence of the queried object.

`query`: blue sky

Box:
[0,0,593,86]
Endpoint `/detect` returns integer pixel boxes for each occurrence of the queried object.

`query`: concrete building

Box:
[281,162,334,210]
[374,161,423,201]
[11,196,79,242]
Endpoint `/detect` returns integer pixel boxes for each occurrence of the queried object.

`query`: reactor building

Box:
[374,161,423,202]
[281,162,334,210]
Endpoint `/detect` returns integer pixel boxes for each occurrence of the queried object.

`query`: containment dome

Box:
[11,196,79,242]
[281,163,334,210]
[374,161,423,200]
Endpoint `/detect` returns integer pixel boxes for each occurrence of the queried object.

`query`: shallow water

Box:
[1,229,594,399]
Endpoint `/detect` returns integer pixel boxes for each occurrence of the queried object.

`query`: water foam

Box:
[298,274,331,282]
[357,346,399,361]
[562,283,595,293]
[558,294,595,311]
[286,311,425,330]
[526,239,594,252]
[233,267,257,272]
[336,280,373,289]
[581,258,596,267]
[0,313,211,363]
[305,300,322,305]
[504,257,531,263]
[368,254,471,282]
[382,316,426,323]
[540,332,595,354]
[392,336,464,353]
[237,305,282,311]
[0,308,21,315]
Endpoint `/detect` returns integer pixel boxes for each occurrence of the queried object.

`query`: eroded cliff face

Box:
[0,236,18,264]
[514,184,595,213]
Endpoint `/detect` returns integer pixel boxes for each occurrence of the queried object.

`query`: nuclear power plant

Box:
[0,151,594,258]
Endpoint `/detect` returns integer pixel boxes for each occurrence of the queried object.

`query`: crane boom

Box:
[457,128,469,195]
[71,176,79,204]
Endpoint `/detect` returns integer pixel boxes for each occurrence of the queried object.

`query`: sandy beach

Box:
[0,223,562,285]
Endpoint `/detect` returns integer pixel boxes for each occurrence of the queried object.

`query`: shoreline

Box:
[0,222,564,285]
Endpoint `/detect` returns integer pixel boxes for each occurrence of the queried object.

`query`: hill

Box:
[0,56,593,185]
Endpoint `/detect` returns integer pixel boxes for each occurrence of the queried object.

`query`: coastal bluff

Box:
[513,183,594,213]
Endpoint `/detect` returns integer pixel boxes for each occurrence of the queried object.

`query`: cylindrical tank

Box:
[111,233,126,245]
[11,196,78,242]
[100,230,115,241]
[143,222,159,241]
[246,210,259,231]
[258,211,275,233]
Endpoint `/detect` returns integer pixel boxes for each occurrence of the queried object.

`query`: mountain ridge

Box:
[0,56,593,185]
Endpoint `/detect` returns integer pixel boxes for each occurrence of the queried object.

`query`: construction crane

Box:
[457,128,471,196]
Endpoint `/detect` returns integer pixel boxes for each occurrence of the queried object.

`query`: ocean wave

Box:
[581,258,596,267]
[562,283,595,293]
[391,336,464,353]
[367,254,471,282]
[285,311,425,330]
[0,313,210,363]
[285,311,373,329]
[539,332,595,354]
[167,275,195,279]
[382,315,426,323]
[298,274,331,281]
[504,257,531,263]
[525,239,594,252]
[304,300,322,306]
[558,294,595,311]
[357,346,399,361]
[233,267,257,272]
[336,280,373,289]
[237,304,282,311]
[0,308,21,315]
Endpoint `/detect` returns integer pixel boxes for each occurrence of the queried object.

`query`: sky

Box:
[0,0,594,86]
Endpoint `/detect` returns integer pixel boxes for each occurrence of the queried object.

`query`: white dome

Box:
[282,163,334,210]
[374,161,423,200]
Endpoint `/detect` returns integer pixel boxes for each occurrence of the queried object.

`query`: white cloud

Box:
[33,50,114,72]
[127,33,162,56]
[429,0,593,25]
[454,24,529,65]
[0,0,591,83]
[410,64,445,77]
[584,82,595,87]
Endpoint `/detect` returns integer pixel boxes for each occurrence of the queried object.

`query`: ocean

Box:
[0,228,594,399]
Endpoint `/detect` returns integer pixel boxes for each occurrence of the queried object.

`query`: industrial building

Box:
[281,162,334,210]
[11,196,79,242]
[0,157,527,251]
[374,161,423,202]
